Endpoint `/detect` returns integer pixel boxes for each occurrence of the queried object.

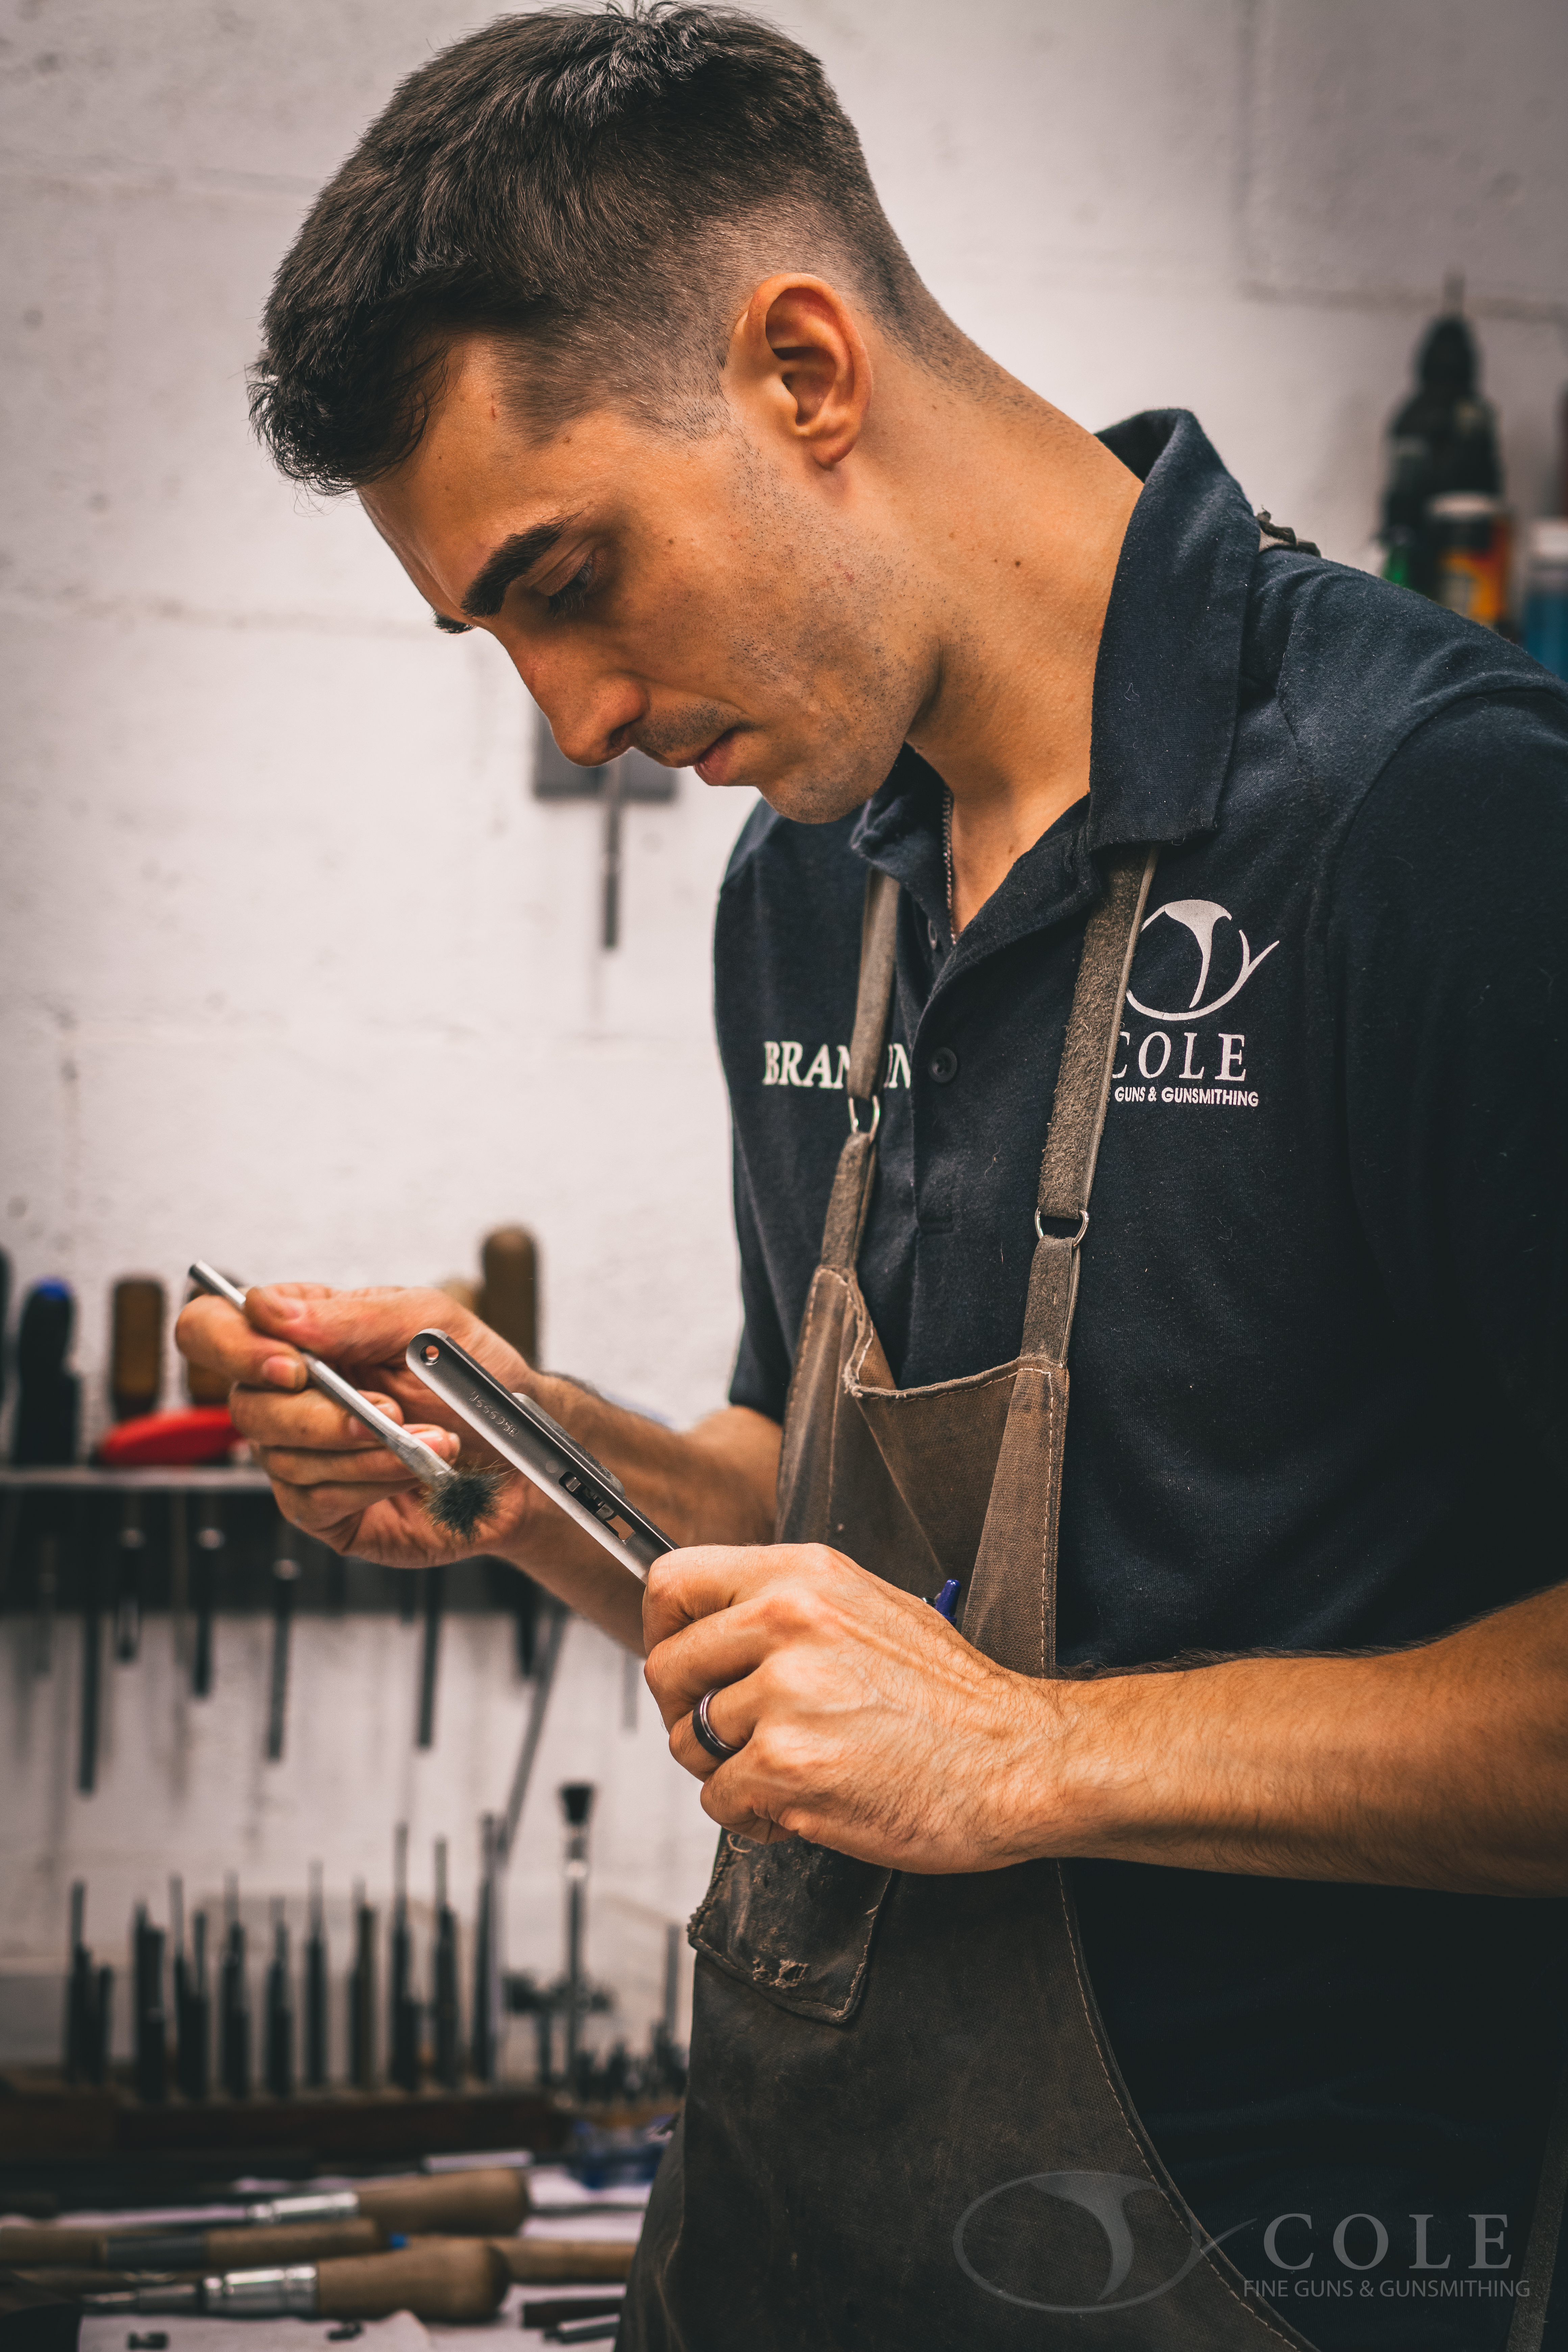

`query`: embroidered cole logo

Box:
[1125,899,1279,1023]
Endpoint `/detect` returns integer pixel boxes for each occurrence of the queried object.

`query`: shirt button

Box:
[928,1045,959,1084]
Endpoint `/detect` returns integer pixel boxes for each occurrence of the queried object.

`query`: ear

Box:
[727,275,872,469]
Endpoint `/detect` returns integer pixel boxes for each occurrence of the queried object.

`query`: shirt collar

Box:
[853,408,1259,876]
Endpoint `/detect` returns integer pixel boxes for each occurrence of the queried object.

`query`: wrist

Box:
[1007,1669,1127,1863]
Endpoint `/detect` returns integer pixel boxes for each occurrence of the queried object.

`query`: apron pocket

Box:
[688,1832,892,2025]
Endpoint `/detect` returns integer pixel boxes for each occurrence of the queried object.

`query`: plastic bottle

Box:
[1522,518,1568,680]
[1380,283,1503,598]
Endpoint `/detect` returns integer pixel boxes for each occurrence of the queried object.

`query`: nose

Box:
[509,645,644,768]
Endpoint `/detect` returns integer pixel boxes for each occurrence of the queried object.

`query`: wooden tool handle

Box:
[478,1226,538,1364]
[204,2219,382,2267]
[493,2237,636,2284]
[315,2239,510,2322]
[0,2229,109,2266]
[354,2168,527,2236]
[111,1278,166,1421]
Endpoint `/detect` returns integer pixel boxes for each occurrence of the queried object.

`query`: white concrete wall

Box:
[2,0,1565,2057]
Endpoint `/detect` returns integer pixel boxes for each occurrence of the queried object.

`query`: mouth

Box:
[691,727,743,785]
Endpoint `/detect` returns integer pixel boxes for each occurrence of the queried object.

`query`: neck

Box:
[882,367,1141,932]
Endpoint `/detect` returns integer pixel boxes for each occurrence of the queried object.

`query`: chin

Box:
[754,758,892,828]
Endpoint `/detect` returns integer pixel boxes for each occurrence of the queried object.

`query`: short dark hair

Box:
[250,4,935,493]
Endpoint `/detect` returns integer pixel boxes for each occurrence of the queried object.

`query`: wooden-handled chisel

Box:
[77,2237,511,2324]
[0,2218,382,2270]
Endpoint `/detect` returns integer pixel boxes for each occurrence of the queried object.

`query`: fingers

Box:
[246,1282,529,1387]
[643,1541,858,1651]
[642,1543,927,1728]
[271,1472,415,1544]
[253,1428,457,1492]
[667,1680,758,1777]
[232,1380,411,1450]
[176,1293,310,1395]
[643,1607,778,1735]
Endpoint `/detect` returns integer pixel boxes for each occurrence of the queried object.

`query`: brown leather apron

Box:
[622,847,1563,2352]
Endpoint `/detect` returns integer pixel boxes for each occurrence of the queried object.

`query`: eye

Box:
[546,555,597,618]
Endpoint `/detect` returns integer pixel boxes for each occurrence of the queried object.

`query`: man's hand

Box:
[176,1281,545,1568]
[643,1543,1056,1871]
[645,1543,1568,1896]
[177,1280,783,1657]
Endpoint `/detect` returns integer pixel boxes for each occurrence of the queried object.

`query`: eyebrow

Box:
[459,518,574,618]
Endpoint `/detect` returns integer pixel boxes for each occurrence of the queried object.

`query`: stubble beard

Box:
[709,435,922,824]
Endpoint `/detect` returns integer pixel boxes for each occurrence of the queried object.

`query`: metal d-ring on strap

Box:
[1034,1205,1089,1248]
[1020,846,1158,1363]
[691,1688,743,1762]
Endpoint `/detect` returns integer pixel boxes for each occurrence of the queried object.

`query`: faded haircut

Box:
[249,3,944,493]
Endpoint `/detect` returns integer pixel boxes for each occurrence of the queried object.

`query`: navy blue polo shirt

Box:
[713,411,1568,2349]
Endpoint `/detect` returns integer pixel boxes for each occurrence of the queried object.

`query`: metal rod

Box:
[114,1491,145,1663]
[304,1861,328,2090]
[192,1494,222,1698]
[501,1600,569,1860]
[267,1516,300,1762]
[189,1262,457,1496]
[433,1837,460,2091]
[77,1546,101,1794]
[417,1563,444,1748]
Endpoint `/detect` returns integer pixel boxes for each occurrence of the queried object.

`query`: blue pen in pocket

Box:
[930,1578,961,1623]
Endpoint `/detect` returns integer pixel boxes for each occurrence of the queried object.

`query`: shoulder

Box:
[1330,682,1568,975]
[1242,550,1568,794]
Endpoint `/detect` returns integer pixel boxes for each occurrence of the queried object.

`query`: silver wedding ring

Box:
[691,1687,742,1762]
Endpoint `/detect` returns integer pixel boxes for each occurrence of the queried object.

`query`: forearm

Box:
[1050,1583,1568,1895]
[529,1384,780,1549]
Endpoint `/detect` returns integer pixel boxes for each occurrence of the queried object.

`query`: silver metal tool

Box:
[188,1262,457,1497]
[86,2267,319,2319]
[407,1328,672,1577]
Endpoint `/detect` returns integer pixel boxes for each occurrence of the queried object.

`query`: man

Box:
[179,8,1568,2348]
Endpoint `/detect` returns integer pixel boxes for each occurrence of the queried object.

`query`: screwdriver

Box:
[349,1882,376,2091]
[236,2168,527,2236]
[114,1491,146,1665]
[266,1515,300,1762]
[0,2217,382,2271]
[111,1278,165,1423]
[132,1904,168,2104]
[79,2238,511,2324]
[179,1905,211,2101]
[433,1837,461,2091]
[1,2179,529,2264]
[191,1493,223,1699]
[389,1824,419,2093]
[303,1861,328,2090]
[417,1562,444,1748]
[78,1532,103,1795]
[264,1901,293,2099]
[219,1875,250,2101]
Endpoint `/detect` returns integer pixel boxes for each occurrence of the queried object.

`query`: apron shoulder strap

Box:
[814,843,1154,1335]
[819,866,902,1270]
[1023,844,1158,1362]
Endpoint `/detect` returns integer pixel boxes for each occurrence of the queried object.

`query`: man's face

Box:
[359,335,922,822]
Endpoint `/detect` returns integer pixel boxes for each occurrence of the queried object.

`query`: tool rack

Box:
[0,1466,548,1784]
